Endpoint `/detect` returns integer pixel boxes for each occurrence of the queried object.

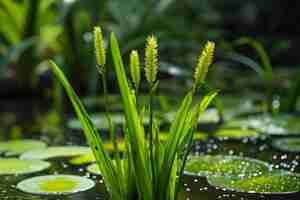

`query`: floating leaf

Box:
[68,113,150,130]
[271,138,300,152]
[67,113,124,130]
[103,140,126,152]
[0,158,50,175]
[224,115,300,135]
[208,170,300,194]
[159,132,208,141]
[164,108,220,124]
[20,146,90,160]
[0,140,47,156]
[86,163,101,175]
[185,155,269,177]
[86,160,124,175]
[17,175,95,195]
[69,151,95,165]
[214,129,260,139]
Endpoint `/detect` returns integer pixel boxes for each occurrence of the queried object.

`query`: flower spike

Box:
[145,36,158,85]
[94,26,106,72]
[194,41,215,87]
[130,50,141,90]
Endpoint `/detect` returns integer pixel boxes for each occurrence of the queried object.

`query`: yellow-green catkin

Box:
[194,41,215,86]
[145,36,158,85]
[94,26,106,71]
[130,50,141,90]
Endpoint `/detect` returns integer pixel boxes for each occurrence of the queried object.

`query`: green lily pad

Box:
[69,151,96,165]
[271,138,300,152]
[103,140,126,152]
[214,129,260,139]
[68,113,150,130]
[208,170,300,194]
[17,175,95,195]
[185,155,269,177]
[165,108,220,124]
[68,114,124,130]
[20,146,90,160]
[0,158,50,175]
[0,140,47,156]
[86,163,101,175]
[224,114,300,135]
[159,132,208,141]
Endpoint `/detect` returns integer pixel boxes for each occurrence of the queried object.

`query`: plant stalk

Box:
[149,83,155,194]
[100,70,122,174]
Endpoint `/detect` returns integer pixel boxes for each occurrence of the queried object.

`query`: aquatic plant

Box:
[49,26,217,200]
[17,175,95,195]
[233,37,274,113]
[225,37,300,114]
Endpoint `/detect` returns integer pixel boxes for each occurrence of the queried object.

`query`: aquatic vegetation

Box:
[69,151,96,165]
[17,175,95,195]
[86,163,101,175]
[224,114,300,135]
[49,26,217,200]
[68,113,125,130]
[271,138,300,152]
[20,146,90,160]
[0,139,47,156]
[230,37,300,113]
[185,155,269,178]
[164,108,220,125]
[208,170,300,194]
[213,129,260,139]
[159,132,208,142]
[0,158,50,175]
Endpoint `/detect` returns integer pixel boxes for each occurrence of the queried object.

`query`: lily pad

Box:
[214,129,260,139]
[69,151,96,165]
[17,175,95,195]
[20,146,90,160]
[0,158,51,175]
[0,140,47,156]
[271,138,300,152]
[68,113,150,130]
[159,132,208,141]
[165,108,220,124]
[185,155,269,177]
[68,114,124,130]
[103,140,126,152]
[208,170,300,194]
[86,163,101,175]
[224,114,300,135]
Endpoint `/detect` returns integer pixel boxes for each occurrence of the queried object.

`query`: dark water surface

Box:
[1,139,299,200]
[1,100,300,200]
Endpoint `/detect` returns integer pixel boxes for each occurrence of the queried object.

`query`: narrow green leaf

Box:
[48,61,123,199]
[110,33,153,200]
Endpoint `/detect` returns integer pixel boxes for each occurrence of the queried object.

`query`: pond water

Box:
[1,137,299,200]
[0,99,300,200]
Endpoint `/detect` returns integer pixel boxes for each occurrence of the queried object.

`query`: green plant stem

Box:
[135,88,139,110]
[175,130,194,200]
[101,70,122,174]
[149,84,155,194]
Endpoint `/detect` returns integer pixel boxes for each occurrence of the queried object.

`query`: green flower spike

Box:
[145,36,158,85]
[94,26,106,72]
[194,41,215,87]
[130,50,141,90]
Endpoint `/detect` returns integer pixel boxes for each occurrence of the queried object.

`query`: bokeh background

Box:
[1,0,300,137]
